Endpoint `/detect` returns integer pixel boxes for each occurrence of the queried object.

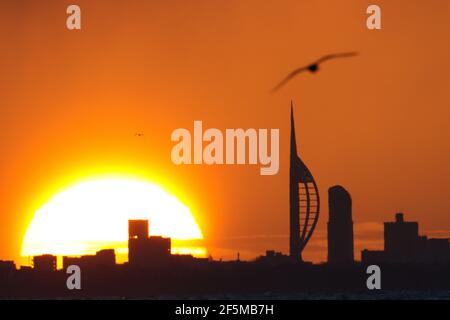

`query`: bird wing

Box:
[271,51,358,92]
[271,66,309,92]
[315,51,359,64]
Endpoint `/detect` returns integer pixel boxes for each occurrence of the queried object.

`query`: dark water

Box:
[17,291,449,300]
[154,291,450,300]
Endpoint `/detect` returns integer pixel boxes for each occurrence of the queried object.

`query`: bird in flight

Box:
[271,52,358,92]
[135,133,144,137]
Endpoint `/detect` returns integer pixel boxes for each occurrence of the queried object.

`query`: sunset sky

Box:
[1,0,450,265]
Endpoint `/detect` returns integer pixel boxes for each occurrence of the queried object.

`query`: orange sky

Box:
[1,0,450,265]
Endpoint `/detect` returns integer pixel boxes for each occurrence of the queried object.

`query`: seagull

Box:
[271,52,358,92]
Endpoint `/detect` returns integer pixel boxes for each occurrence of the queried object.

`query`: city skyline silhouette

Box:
[1,1,450,300]
[1,105,449,299]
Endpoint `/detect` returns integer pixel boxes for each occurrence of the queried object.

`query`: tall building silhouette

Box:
[327,185,354,264]
[362,213,450,264]
[128,219,171,267]
[384,213,419,259]
[289,102,320,261]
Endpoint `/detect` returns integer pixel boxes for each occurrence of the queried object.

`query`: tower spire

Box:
[289,101,301,260]
[289,100,320,262]
[290,100,298,157]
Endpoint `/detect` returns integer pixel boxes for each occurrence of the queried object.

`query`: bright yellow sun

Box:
[21,178,204,258]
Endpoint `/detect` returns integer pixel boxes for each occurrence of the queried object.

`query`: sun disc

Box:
[21,178,203,257]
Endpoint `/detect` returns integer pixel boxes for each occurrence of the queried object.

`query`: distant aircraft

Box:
[135,133,144,137]
[271,52,358,92]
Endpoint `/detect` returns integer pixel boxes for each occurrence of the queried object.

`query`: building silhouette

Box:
[129,219,149,239]
[255,250,292,266]
[384,213,418,259]
[33,254,57,272]
[3,207,450,297]
[289,102,320,261]
[0,260,15,273]
[28,220,174,272]
[128,219,171,267]
[63,249,116,270]
[327,185,354,264]
[362,213,450,264]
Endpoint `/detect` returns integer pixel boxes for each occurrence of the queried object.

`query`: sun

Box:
[21,177,203,258]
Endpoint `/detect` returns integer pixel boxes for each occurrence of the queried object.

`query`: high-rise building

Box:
[128,219,171,267]
[362,213,450,264]
[129,219,149,239]
[327,185,354,264]
[289,102,320,261]
[384,212,419,259]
